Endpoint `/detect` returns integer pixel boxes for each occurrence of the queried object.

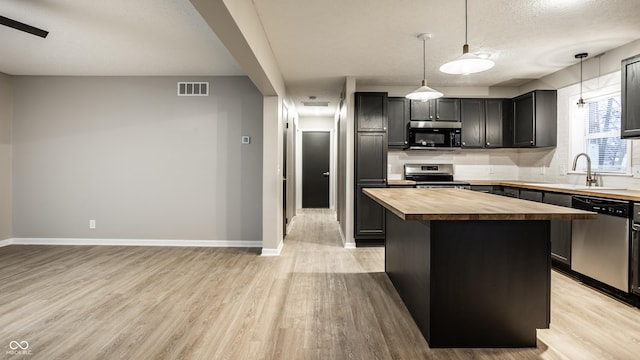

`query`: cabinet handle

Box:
[383,127,387,130]
[429,115,433,119]
[530,140,534,145]
[486,142,491,146]
[436,114,440,119]
[462,142,466,145]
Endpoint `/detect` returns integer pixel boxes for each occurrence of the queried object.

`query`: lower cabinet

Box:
[542,192,572,266]
[355,185,386,245]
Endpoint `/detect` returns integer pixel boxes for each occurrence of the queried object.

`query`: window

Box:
[583,94,627,172]
[572,92,628,173]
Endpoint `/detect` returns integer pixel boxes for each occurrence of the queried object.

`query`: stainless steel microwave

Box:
[407,121,462,149]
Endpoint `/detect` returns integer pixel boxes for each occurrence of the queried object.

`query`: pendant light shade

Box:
[575,52,588,108]
[440,0,494,75]
[406,33,443,101]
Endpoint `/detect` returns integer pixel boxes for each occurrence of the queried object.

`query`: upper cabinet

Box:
[621,54,640,138]
[410,98,461,122]
[356,92,388,132]
[387,97,410,149]
[460,99,485,148]
[461,99,510,148]
[512,90,557,147]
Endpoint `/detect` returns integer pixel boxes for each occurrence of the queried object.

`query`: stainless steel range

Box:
[404,164,471,189]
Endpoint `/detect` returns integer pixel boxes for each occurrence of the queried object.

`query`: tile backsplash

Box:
[388,147,640,190]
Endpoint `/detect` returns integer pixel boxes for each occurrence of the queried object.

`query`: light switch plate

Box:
[241,136,250,144]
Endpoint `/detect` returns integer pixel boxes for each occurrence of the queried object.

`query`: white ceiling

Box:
[2,0,640,118]
[0,0,243,76]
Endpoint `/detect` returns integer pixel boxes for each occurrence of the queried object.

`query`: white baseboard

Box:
[261,240,283,256]
[0,239,12,247]
[9,238,262,248]
[338,226,356,249]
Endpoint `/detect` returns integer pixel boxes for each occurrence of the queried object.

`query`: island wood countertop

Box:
[363,187,597,221]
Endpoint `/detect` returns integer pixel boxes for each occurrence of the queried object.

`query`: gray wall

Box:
[0,73,11,241]
[11,76,263,242]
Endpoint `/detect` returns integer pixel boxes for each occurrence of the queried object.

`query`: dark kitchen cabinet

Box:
[355,185,386,240]
[512,90,557,147]
[461,99,510,148]
[356,132,387,183]
[356,92,387,132]
[410,98,461,121]
[519,189,543,202]
[354,92,388,246]
[543,192,573,266]
[485,99,510,148]
[387,97,410,148]
[461,99,485,148]
[621,54,640,138]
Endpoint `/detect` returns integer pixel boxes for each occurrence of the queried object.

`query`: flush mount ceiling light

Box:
[439,0,494,75]
[575,52,588,108]
[406,33,443,102]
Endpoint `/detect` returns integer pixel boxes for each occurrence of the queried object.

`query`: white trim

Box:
[9,238,262,248]
[338,226,356,249]
[286,215,296,234]
[261,240,283,256]
[0,239,12,247]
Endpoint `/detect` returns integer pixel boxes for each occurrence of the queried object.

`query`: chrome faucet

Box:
[572,153,598,187]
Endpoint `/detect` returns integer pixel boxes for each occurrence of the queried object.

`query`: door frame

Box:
[296,128,336,211]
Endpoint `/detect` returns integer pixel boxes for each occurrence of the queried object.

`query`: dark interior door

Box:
[302,131,330,208]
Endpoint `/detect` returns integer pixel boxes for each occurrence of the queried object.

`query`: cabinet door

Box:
[356,92,388,131]
[485,99,506,147]
[621,54,640,138]
[356,132,387,184]
[513,92,535,147]
[543,192,572,265]
[355,185,385,238]
[435,98,461,121]
[519,189,542,202]
[460,99,485,148]
[388,97,410,148]
[410,99,432,120]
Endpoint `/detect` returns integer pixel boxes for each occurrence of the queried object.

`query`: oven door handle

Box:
[633,224,640,232]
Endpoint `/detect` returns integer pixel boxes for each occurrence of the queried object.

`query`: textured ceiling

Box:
[2,0,640,119]
[253,0,640,116]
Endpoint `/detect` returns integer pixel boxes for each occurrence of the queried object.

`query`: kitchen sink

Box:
[522,183,627,191]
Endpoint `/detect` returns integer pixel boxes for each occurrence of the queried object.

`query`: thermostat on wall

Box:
[241,136,251,144]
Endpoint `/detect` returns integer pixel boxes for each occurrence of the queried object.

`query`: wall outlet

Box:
[488,165,495,174]
[89,220,96,229]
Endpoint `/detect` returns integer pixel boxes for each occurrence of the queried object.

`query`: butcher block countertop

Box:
[387,180,417,186]
[363,188,597,221]
[469,180,640,201]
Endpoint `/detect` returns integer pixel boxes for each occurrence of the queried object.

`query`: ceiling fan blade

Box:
[0,15,48,38]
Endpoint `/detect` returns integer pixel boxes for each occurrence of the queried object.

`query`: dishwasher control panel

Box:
[572,195,631,217]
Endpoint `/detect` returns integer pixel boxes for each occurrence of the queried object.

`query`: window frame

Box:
[568,75,631,176]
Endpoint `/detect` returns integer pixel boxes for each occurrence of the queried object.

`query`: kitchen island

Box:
[363,187,596,348]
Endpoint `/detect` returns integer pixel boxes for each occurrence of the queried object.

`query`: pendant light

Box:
[439,0,494,75]
[406,33,443,101]
[575,52,588,108]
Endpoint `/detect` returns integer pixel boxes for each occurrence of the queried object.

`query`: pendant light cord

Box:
[580,56,583,98]
[422,37,426,80]
[465,0,468,45]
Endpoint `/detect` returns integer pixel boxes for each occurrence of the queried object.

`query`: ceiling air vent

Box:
[302,101,329,107]
[177,82,209,96]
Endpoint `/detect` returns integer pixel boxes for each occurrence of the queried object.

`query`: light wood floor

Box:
[1,209,640,359]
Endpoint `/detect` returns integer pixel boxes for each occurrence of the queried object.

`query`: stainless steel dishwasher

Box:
[571,195,631,292]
